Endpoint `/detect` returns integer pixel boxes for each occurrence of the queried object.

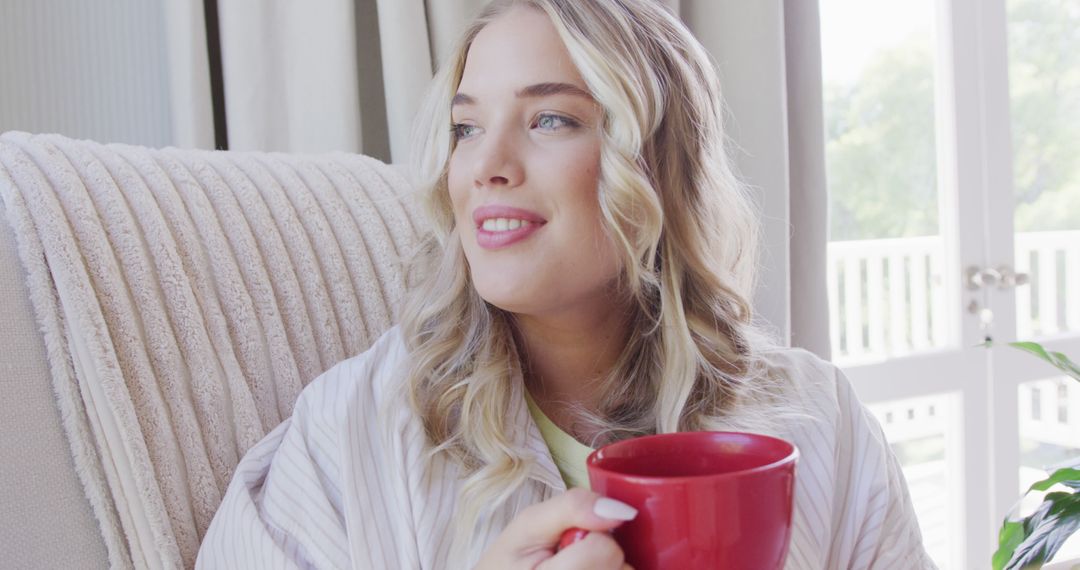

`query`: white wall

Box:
[0,0,173,147]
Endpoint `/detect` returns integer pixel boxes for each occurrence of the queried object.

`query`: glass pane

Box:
[1008,0,1080,338]
[1017,377,1080,561]
[868,394,962,569]
[821,0,949,363]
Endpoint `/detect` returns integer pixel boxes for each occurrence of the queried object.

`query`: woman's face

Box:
[448,7,622,321]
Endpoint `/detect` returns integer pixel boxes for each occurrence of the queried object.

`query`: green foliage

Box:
[824,0,1080,240]
[825,39,938,241]
[993,468,1080,570]
[993,342,1080,569]
[1008,0,1080,233]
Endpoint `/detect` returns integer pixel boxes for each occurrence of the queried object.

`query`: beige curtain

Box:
[216,0,363,154]
[681,0,831,358]
[193,0,830,357]
[208,0,487,161]
[163,0,215,149]
[373,0,489,162]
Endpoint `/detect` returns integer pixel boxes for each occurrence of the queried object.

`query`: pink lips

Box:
[472,205,547,250]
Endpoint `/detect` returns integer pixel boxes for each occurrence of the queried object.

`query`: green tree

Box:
[825,38,938,241]
[1008,0,1080,232]
[825,0,1080,240]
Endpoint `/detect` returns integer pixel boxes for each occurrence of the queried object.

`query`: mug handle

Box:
[556,528,590,552]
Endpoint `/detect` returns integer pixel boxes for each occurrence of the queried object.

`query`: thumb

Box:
[503,488,637,549]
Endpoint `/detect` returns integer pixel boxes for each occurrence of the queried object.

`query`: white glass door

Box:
[821,0,989,566]
[821,0,1080,567]
[993,0,1080,562]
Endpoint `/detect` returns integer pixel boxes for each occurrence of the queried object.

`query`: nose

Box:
[472,126,524,189]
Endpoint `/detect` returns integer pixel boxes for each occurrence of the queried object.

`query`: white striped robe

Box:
[196,327,937,569]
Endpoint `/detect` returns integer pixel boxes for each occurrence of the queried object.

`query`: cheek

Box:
[545,137,600,192]
[564,147,603,227]
[558,149,620,272]
[446,155,470,222]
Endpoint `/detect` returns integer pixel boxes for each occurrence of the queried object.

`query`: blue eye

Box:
[535,113,577,131]
[451,123,480,141]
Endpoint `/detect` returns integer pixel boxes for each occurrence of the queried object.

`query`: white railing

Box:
[1015,231,1080,339]
[827,236,948,362]
[1019,377,1080,449]
[827,230,1080,362]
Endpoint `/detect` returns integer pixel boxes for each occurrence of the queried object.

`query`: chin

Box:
[474,289,526,314]
[471,280,536,315]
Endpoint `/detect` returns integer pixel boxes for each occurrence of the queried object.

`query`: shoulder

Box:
[754,346,849,419]
[199,327,419,568]
[758,346,840,387]
[275,326,420,469]
[290,325,411,426]
[743,346,893,475]
[747,349,936,567]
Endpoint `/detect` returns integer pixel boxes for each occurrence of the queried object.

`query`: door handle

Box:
[964,265,1029,290]
[997,265,1030,288]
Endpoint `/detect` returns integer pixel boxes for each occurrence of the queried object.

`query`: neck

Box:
[513,299,632,432]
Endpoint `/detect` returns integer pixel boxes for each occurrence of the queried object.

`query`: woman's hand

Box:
[475,488,637,570]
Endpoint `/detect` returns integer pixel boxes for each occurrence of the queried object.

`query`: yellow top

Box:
[524,391,595,490]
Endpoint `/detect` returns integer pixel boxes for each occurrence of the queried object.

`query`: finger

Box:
[535,531,625,570]
[503,488,637,548]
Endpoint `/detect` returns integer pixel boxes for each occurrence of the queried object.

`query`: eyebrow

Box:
[451,82,594,106]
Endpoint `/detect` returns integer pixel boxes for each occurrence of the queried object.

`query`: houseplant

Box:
[993,342,1080,570]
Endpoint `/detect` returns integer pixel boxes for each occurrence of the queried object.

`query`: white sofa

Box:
[0,131,420,569]
[0,182,111,567]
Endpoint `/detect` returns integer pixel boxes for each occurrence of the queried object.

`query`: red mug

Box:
[558,431,798,570]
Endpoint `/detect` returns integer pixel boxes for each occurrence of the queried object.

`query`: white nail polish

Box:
[594,497,638,521]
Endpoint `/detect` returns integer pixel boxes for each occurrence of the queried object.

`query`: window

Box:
[822,0,946,364]
[821,1,1080,567]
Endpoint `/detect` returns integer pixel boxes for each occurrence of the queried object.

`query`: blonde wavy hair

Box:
[400,0,785,563]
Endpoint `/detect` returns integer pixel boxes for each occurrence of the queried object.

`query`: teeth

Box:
[481,218,533,232]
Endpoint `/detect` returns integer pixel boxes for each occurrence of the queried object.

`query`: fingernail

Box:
[594,497,637,521]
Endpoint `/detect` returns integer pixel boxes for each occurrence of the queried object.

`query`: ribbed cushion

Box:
[0,131,421,568]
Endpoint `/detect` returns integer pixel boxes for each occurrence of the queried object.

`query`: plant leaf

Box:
[1009,342,1080,381]
[995,500,1055,569]
[1028,468,1080,493]
[1056,354,1080,381]
[1023,499,1056,537]
[1011,341,1054,362]
[1006,491,1080,569]
[1048,350,1080,381]
[994,520,1029,570]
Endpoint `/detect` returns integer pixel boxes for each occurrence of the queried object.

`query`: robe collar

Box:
[507,365,567,492]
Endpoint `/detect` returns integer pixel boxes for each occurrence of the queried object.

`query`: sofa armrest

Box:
[0,201,110,569]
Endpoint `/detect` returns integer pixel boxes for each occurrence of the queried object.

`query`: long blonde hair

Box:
[401,0,781,563]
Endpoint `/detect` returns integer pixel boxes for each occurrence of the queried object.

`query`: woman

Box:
[198,1,935,568]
